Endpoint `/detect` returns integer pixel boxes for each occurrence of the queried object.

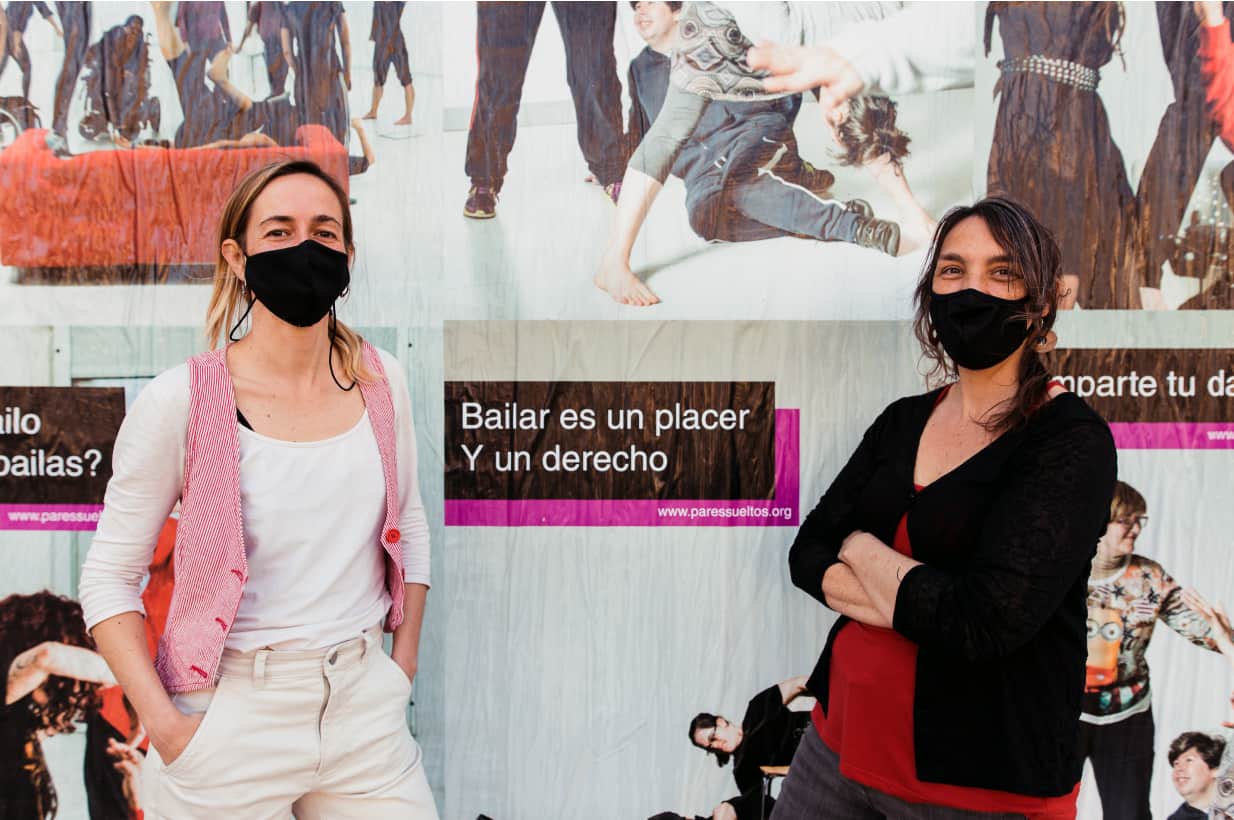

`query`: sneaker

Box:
[464,184,497,219]
[603,181,621,205]
[844,199,873,220]
[800,160,834,198]
[853,213,901,256]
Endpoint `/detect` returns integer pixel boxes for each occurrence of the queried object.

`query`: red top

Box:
[1200,19,1234,151]
[811,384,1079,818]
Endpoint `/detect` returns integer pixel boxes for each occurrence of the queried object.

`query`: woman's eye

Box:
[317,230,337,240]
[991,267,1021,279]
[265,229,288,238]
[938,265,962,276]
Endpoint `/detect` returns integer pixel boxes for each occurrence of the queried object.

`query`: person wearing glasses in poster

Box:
[1080,480,1231,820]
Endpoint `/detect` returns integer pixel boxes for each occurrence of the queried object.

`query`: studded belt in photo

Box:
[997,55,1100,92]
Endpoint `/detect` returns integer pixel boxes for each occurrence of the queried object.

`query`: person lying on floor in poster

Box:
[1173,591,1234,819]
[599,1,912,306]
[671,675,811,820]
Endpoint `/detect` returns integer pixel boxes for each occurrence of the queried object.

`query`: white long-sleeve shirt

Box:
[79,347,431,651]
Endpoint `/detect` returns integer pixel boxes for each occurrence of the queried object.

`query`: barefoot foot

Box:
[594,258,660,306]
[361,110,378,120]
[394,114,411,125]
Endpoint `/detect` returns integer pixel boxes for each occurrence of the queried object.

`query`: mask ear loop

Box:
[328,304,357,392]
[229,284,255,343]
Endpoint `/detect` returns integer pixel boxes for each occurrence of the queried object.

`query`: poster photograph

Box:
[1,3,1234,820]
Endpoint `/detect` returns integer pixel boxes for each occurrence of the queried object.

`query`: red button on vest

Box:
[384,528,400,544]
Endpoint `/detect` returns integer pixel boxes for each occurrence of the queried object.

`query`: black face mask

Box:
[243,240,349,328]
[929,288,1032,370]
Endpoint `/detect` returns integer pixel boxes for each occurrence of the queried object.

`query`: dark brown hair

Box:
[0,591,103,817]
[913,197,1062,434]
[833,95,910,169]
[1169,731,1225,769]
[688,712,734,767]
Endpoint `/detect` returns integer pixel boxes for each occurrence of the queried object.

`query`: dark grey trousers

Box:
[768,729,1030,820]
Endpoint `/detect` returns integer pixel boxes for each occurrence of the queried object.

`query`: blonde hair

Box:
[204,160,375,384]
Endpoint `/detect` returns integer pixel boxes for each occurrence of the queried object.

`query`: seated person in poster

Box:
[651,675,811,820]
[1165,731,1225,819]
[1080,480,1227,820]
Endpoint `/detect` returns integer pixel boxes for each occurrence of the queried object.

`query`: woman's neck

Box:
[953,355,1021,426]
[233,310,333,392]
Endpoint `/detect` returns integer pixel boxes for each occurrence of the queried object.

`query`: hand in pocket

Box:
[154,710,205,766]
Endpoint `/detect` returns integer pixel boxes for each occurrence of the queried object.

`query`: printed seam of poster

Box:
[444,408,800,527]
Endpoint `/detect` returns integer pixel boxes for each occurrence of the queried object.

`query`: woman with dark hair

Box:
[79,159,436,818]
[777,197,1116,818]
[2,591,115,819]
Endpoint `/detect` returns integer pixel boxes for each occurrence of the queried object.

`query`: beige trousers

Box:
[140,625,438,819]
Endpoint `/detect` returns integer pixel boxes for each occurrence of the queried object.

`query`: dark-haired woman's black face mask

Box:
[243,240,349,327]
[929,288,1032,370]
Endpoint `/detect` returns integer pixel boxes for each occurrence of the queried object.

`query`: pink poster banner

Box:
[0,503,104,531]
[445,409,800,527]
[1109,422,1234,450]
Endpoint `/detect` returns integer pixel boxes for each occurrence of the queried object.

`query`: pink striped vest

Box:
[153,341,406,693]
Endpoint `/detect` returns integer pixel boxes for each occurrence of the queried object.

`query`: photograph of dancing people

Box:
[983,2,1137,310]
[1161,592,1234,819]
[1,591,116,820]
[648,676,811,820]
[440,0,973,319]
[980,1,1234,310]
[1079,480,1229,820]
[0,2,61,102]
[363,1,415,127]
[462,0,626,218]
[598,1,909,308]
[281,0,352,144]
[595,0,966,307]
[238,1,288,97]
[1164,732,1225,819]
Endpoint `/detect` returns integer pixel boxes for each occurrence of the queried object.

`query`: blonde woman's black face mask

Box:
[244,240,350,328]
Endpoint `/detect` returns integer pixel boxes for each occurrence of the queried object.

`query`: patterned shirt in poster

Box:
[1082,555,1216,722]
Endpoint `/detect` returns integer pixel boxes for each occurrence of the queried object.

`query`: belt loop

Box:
[253,649,269,689]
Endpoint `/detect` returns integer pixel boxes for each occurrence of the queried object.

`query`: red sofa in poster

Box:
[0,125,348,271]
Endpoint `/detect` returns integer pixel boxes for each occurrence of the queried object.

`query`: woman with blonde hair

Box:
[78,159,437,818]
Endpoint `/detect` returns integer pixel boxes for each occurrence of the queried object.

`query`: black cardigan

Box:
[789,389,1116,797]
